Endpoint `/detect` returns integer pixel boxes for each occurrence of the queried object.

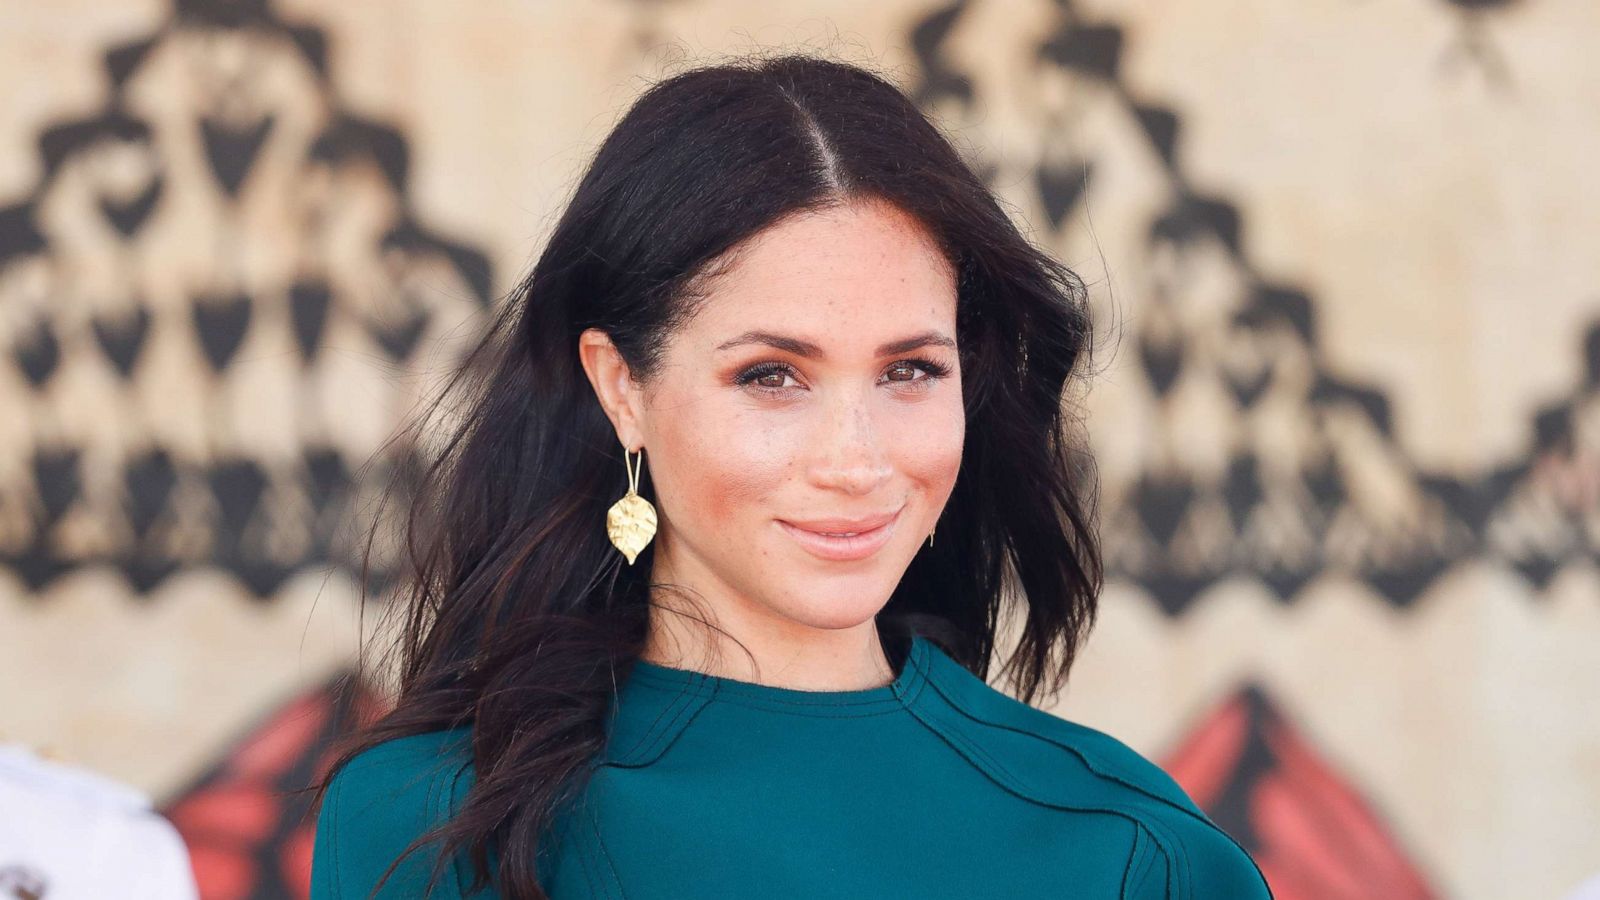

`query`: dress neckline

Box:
[622,632,933,716]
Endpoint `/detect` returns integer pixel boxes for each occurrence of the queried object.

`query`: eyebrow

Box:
[715,329,957,358]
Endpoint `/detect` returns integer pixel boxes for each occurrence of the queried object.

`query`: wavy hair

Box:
[310,50,1103,899]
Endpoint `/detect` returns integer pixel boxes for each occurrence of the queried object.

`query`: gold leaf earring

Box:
[607,443,657,565]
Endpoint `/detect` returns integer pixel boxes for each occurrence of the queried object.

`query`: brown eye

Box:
[881,357,951,388]
[735,362,801,394]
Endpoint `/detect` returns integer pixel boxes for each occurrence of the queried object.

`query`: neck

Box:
[641,565,896,692]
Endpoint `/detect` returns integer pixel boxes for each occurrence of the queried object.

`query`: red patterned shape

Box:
[167,780,282,844]
[230,693,330,781]
[1160,684,1439,900]
[162,670,384,900]
[184,843,255,900]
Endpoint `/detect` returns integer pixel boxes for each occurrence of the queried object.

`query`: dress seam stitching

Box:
[920,669,1241,898]
[586,802,627,899]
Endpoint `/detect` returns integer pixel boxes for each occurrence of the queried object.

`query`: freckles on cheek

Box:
[697,422,791,528]
[663,407,791,531]
[916,405,966,487]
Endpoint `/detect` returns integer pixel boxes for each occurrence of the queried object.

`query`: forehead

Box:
[682,199,958,343]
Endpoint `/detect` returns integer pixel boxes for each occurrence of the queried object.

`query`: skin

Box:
[578,196,963,691]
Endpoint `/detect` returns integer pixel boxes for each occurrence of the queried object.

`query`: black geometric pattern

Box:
[908,0,1593,614]
[2,0,1586,621]
[0,0,493,600]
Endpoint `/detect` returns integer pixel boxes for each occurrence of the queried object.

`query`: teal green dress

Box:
[310,633,1271,898]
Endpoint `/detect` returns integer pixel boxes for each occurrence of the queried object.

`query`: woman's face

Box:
[589,197,964,659]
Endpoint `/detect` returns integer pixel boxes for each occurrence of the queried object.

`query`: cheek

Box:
[653,402,793,528]
[896,395,966,491]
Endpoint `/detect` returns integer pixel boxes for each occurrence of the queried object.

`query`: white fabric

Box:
[1564,872,1600,900]
[0,743,198,900]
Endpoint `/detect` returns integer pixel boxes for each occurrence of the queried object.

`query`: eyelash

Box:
[734,357,952,396]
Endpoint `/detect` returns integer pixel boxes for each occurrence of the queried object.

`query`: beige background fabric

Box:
[2,1,1597,898]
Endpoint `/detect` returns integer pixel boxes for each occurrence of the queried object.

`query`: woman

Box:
[308,52,1272,899]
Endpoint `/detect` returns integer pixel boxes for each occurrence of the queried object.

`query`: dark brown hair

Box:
[310,50,1102,899]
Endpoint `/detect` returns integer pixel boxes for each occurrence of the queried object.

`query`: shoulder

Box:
[0,743,199,897]
[310,727,480,900]
[910,642,1273,898]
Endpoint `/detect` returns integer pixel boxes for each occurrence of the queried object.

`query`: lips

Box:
[776,507,903,562]
[780,510,900,534]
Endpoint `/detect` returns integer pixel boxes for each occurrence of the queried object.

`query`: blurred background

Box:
[2,0,1598,898]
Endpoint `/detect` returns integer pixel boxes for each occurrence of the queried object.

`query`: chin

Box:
[798,605,882,631]
[774,577,899,631]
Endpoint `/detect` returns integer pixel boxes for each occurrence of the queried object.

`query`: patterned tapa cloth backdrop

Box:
[2,1,1597,898]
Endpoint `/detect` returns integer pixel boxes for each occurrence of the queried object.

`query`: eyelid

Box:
[734,357,951,393]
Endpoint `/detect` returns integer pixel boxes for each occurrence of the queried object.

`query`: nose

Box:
[809,386,893,495]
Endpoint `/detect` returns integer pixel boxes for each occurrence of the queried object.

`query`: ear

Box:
[577,328,646,450]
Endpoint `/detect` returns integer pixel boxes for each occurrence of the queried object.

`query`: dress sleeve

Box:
[1123,817,1274,899]
[309,742,475,900]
